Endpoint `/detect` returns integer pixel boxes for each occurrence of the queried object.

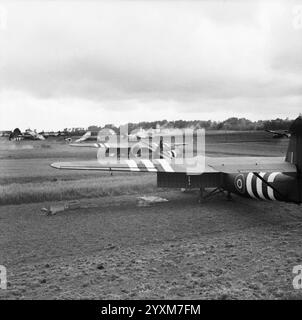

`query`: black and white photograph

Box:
[1,0,302,304]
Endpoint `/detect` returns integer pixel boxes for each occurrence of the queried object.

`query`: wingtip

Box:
[50,162,61,169]
[69,143,100,148]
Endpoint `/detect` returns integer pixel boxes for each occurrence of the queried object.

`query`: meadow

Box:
[0,131,288,205]
[1,131,301,300]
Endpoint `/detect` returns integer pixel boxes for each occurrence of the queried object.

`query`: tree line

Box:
[88,117,293,133]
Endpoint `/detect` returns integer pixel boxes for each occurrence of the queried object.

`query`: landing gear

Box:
[197,188,233,203]
[199,187,204,199]
[198,187,225,202]
[226,191,233,201]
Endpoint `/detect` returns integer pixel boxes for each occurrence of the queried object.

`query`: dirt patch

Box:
[1,192,302,299]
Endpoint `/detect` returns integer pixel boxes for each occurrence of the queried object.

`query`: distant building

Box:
[0,130,12,137]
[71,127,86,132]
[131,127,146,135]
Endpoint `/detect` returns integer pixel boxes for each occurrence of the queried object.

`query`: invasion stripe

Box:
[262,173,270,200]
[97,142,106,148]
[267,172,280,201]
[256,172,267,200]
[140,159,157,172]
[103,143,110,148]
[246,172,257,199]
[156,159,174,172]
[125,160,140,171]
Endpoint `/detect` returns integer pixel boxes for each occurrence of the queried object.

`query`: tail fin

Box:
[75,131,91,143]
[285,116,302,173]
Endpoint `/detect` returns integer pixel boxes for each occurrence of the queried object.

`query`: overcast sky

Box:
[0,0,302,131]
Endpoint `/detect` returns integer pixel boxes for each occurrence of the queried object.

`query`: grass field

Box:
[0,175,157,205]
[0,132,289,205]
[1,131,301,300]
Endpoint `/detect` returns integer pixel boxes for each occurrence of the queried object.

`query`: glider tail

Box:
[285,116,302,173]
[285,116,302,203]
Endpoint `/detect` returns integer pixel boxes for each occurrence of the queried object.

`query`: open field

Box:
[1,192,302,300]
[1,132,301,300]
[0,132,287,203]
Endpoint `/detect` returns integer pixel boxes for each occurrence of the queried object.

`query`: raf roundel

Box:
[234,174,245,194]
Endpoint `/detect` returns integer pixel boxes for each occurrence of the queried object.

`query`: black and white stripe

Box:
[124,159,175,173]
[245,172,280,200]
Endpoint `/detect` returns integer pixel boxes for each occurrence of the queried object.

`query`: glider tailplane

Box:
[285,116,302,202]
[285,116,302,172]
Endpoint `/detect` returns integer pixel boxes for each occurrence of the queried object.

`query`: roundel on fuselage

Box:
[234,174,245,194]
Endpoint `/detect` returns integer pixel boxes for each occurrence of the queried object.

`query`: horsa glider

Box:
[9,128,45,141]
[51,116,302,204]
[265,129,290,139]
[69,134,184,160]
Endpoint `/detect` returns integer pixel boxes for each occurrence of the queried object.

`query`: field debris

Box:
[180,188,196,193]
[136,196,168,207]
[41,200,97,215]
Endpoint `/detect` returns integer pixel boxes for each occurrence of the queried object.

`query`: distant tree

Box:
[88,125,100,132]
[52,117,297,135]
[13,128,22,136]
[9,128,22,140]
[104,124,118,133]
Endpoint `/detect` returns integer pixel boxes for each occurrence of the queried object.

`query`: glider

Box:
[52,116,302,204]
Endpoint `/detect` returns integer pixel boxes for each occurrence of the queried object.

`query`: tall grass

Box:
[0,176,157,205]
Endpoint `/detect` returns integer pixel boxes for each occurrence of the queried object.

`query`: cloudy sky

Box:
[0,0,302,131]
